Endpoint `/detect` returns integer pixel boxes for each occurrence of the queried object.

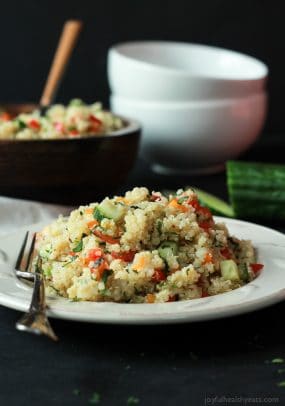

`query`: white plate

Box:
[0,217,285,324]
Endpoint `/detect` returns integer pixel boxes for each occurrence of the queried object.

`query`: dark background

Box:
[0,0,284,133]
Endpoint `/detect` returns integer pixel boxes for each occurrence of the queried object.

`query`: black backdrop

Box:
[0,0,284,133]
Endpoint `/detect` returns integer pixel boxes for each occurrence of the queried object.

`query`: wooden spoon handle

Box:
[40,20,83,107]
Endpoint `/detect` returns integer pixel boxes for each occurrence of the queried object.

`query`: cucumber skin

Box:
[227,160,285,220]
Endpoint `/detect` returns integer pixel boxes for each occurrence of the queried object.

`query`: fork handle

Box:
[16,272,58,341]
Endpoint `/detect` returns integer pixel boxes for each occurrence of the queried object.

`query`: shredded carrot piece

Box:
[85,208,94,215]
[87,220,98,229]
[168,198,188,212]
[146,294,155,303]
[202,252,213,265]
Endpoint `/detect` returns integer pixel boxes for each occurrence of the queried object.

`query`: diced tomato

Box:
[87,248,103,261]
[250,263,264,273]
[28,119,41,130]
[199,221,213,232]
[202,252,213,265]
[69,128,79,136]
[93,229,120,245]
[54,122,65,133]
[197,206,212,218]
[150,193,161,202]
[90,258,109,280]
[220,247,232,259]
[89,114,102,125]
[167,294,178,302]
[111,250,137,262]
[89,115,102,132]
[0,112,12,121]
[69,251,77,257]
[151,268,167,282]
[187,198,200,210]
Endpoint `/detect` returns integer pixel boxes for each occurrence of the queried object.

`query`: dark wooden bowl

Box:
[0,103,141,205]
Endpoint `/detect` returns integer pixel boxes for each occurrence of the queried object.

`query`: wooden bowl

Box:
[0,103,141,205]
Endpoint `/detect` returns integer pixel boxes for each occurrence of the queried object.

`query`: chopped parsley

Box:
[89,392,100,404]
[73,240,83,252]
[15,118,26,129]
[127,396,140,405]
[73,234,87,253]
[102,269,113,285]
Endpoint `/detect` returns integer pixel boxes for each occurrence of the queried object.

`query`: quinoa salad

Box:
[36,187,263,303]
[0,99,124,140]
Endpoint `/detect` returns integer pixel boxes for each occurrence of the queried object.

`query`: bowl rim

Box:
[109,40,269,81]
[111,91,267,110]
[0,113,141,143]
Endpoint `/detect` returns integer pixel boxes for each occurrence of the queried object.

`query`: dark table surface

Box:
[1,134,285,406]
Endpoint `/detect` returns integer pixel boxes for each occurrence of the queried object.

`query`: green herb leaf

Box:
[73,240,83,253]
[127,396,140,405]
[15,118,26,129]
[177,196,188,204]
[93,207,105,222]
[102,269,113,285]
[89,392,100,404]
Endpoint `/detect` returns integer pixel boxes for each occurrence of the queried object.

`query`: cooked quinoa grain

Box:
[36,187,261,303]
[0,99,124,140]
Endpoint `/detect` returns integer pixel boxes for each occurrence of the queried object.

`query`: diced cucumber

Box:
[194,188,234,217]
[158,241,178,266]
[220,259,240,281]
[227,160,285,220]
[239,263,249,282]
[94,200,125,222]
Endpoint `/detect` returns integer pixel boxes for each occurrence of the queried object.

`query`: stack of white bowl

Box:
[108,41,268,174]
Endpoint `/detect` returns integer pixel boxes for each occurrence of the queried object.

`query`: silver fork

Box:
[15,232,58,341]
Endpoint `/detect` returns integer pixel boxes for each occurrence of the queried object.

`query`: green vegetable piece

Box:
[239,263,250,282]
[194,188,234,217]
[69,98,84,106]
[127,396,140,405]
[278,369,285,374]
[227,160,285,220]
[89,392,100,404]
[95,200,125,221]
[277,381,285,387]
[158,241,178,268]
[73,239,83,252]
[93,207,105,222]
[221,260,240,281]
[272,358,284,364]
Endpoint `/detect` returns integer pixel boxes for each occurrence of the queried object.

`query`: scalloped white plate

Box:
[0,217,285,324]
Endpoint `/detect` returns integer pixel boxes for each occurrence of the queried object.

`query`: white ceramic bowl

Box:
[108,41,268,101]
[110,92,267,174]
